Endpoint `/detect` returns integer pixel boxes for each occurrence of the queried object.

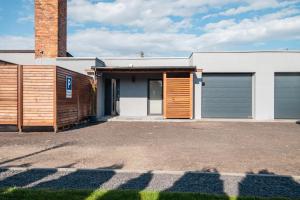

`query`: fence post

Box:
[17,65,23,132]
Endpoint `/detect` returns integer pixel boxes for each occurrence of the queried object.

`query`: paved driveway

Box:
[0,121,299,175]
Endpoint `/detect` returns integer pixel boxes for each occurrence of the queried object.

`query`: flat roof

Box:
[0,59,17,65]
[0,50,73,57]
[0,50,35,53]
[92,65,196,72]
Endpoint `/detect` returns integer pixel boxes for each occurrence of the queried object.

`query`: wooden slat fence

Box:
[56,66,94,129]
[22,66,55,127]
[0,64,94,131]
[0,64,18,125]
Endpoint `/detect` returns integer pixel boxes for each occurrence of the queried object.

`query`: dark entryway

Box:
[105,79,120,116]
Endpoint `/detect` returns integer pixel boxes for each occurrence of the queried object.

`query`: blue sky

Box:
[0,0,300,57]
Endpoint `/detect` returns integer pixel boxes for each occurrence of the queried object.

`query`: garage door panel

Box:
[275,73,300,119]
[204,88,251,98]
[204,75,252,88]
[203,107,251,118]
[202,98,252,104]
[202,73,252,118]
[276,89,300,98]
[276,106,300,118]
[202,104,251,112]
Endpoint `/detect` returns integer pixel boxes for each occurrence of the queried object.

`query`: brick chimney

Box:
[35,0,67,58]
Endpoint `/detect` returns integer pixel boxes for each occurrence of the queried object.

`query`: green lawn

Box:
[0,188,296,200]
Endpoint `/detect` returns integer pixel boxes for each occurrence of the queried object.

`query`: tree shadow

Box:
[238,169,300,198]
[97,163,124,170]
[157,168,229,200]
[0,167,299,199]
[58,121,107,133]
[5,162,32,168]
[0,142,72,166]
[0,169,57,188]
[0,168,8,174]
[33,169,116,190]
[98,171,153,200]
[56,162,78,168]
[163,168,227,195]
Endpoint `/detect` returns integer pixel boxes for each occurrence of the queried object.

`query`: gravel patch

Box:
[0,121,299,175]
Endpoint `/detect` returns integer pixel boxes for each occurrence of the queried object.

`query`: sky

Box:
[0,0,300,57]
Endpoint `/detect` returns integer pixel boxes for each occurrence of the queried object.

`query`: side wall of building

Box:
[192,52,300,120]
[0,53,36,65]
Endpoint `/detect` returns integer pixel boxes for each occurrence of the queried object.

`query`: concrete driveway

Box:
[0,121,299,176]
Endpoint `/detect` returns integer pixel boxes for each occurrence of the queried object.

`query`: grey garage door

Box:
[202,73,253,118]
[275,73,300,119]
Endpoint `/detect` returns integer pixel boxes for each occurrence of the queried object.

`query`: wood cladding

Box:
[164,72,193,119]
[0,65,94,131]
[0,64,18,125]
[22,66,54,126]
[56,67,93,129]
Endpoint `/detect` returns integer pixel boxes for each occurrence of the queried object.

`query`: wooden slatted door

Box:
[164,72,193,119]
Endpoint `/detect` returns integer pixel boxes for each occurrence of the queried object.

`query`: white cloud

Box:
[204,19,236,31]
[68,0,238,32]
[68,29,199,57]
[199,15,300,47]
[17,0,34,23]
[17,15,33,23]
[221,0,280,16]
[203,0,300,19]
[2,12,299,56]
[1,0,300,56]
[0,36,33,50]
[67,13,300,56]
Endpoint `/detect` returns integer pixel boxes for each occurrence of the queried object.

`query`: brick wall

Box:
[35,0,67,58]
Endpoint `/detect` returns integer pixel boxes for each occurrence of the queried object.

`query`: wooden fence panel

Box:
[56,67,93,128]
[22,66,54,126]
[164,72,193,119]
[0,64,18,125]
[1,64,94,130]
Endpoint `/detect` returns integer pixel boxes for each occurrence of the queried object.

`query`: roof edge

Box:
[191,50,300,54]
[0,50,35,53]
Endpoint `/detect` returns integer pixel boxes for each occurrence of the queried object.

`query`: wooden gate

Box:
[163,72,193,119]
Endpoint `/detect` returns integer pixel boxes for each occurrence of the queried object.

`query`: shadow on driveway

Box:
[0,168,299,198]
[0,142,72,166]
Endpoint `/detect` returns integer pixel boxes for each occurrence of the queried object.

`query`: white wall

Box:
[102,57,189,67]
[97,73,162,118]
[56,57,103,74]
[0,52,101,75]
[119,77,148,116]
[0,53,35,65]
[191,52,300,120]
[194,72,202,119]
